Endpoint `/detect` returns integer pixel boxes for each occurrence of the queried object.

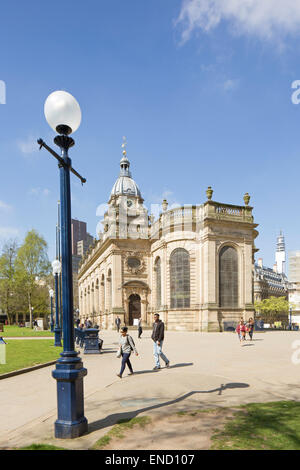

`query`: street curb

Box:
[0,360,57,380]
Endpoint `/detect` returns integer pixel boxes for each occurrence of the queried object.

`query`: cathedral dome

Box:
[110,154,142,198]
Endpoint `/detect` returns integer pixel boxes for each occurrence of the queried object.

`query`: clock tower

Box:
[102,138,149,240]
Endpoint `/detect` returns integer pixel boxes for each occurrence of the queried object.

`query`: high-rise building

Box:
[275,231,286,274]
[71,219,94,310]
[71,219,87,256]
[77,234,94,258]
[289,251,300,283]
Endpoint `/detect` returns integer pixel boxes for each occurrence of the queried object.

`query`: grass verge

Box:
[211,401,300,450]
[2,326,54,337]
[0,340,62,375]
[93,416,151,449]
[19,444,66,450]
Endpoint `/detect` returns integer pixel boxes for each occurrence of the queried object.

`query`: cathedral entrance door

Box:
[129,294,141,326]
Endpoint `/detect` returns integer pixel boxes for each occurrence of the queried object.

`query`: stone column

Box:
[112,254,122,309]
[91,284,95,321]
[87,286,91,317]
[162,244,167,308]
[141,299,147,327]
[124,298,129,326]
[94,282,99,316]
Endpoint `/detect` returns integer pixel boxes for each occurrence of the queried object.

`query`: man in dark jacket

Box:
[151,313,170,370]
[115,316,121,332]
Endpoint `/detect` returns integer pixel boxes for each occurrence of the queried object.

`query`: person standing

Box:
[116,326,138,378]
[247,317,255,341]
[115,316,121,332]
[76,318,80,328]
[152,313,170,370]
[138,317,143,339]
[236,320,246,345]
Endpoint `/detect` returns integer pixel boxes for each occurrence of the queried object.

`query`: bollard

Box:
[84,328,100,354]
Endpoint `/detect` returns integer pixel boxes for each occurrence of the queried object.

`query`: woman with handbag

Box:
[116,326,138,378]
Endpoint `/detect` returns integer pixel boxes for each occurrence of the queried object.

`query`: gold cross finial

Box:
[121,136,127,156]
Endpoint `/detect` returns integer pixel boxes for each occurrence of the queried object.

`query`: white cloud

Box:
[18,135,38,155]
[223,78,240,91]
[176,0,300,43]
[0,200,12,212]
[29,187,51,196]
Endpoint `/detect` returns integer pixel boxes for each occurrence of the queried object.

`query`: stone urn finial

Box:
[206,186,213,201]
[162,199,168,212]
[243,192,250,206]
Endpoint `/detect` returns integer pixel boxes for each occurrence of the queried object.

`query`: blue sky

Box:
[1,0,300,271]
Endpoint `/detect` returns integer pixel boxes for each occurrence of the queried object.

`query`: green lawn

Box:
[212,401,300,450]
[19,444,67,450]
[0,340,62,375]
[2,325,54,337]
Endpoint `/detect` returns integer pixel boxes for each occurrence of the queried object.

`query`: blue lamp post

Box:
[49,289,54,332]
[38,90,87,439]
[289,306,292,330]
[52,259,62,347]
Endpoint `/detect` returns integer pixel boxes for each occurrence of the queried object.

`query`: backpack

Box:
[126,335,135,351]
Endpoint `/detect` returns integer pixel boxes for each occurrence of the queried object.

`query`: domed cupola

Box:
[110,138,142,200]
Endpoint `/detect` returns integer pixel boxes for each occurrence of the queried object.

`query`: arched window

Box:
[219,246,238,307]
[155,257,161,309]
[170,248,190,308]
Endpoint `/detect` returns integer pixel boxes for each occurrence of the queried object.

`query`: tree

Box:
[0,240,19,324]
[15,230,51,328]
[255,296,289,325]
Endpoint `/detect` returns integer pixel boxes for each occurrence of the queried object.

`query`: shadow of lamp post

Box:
[37,90,88,439]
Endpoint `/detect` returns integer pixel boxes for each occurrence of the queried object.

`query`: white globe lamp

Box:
[44,90,81,135]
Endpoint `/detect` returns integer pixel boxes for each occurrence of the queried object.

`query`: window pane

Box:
[170,248,190,308]
[219,246,238,307]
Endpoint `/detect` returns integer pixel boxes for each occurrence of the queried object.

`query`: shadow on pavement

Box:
[88,382,249,434]
[132,363,193,376]
[169,363,193,369]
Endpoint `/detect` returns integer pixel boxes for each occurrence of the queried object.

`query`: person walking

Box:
[116,326,138,378]
[152,313,170,370]
[247,317,255,341]
[236,320,247,345]
[138,317,143,339]
[115,316,121,333]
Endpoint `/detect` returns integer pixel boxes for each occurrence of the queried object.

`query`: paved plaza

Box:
[1,330,300,449]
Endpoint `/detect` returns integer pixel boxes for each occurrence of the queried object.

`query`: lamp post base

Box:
[54,327,62,347]
[54,417,88,439]
[52,355,88,439]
